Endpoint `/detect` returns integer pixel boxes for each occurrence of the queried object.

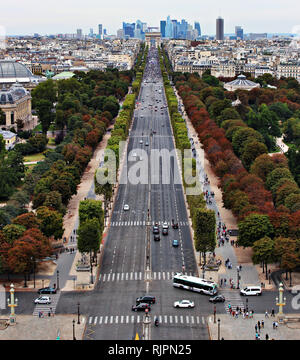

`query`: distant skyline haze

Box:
[0,0,300,35]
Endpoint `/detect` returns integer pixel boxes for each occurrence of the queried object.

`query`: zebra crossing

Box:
[33,293,61,316]
[99,271,195,282]
[221,290,245,313]
[110,221,190,227]
[88,314,208,326]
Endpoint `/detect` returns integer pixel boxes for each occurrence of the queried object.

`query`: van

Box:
[240,286,262,296]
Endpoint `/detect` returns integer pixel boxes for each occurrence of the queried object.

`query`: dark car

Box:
[162,228,168,236]
[172,239,179,247]
[153,225,159,234]
[132,303,151,312]
[136,295,156,305]
[37,287,57,294]
[209,295,225,303]
[154,234,160,241]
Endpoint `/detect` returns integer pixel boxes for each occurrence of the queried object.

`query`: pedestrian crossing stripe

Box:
[110,221,190,227]
[99,271,195,282]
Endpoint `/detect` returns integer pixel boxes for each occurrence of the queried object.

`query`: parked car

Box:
[136,295,156,304]
[209,295,225,303]
[132,303,151,312]
[37,287,56,295]
[34,296,51,304]
[173,300,194,308]
[240,286,262,296]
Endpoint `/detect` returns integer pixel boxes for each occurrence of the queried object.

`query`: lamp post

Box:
[213,306,216,324]
[237,268,240,289]
[7,283,18,325]
[23,273,27,288]
[276,282,286,317]
[77,302,80,324]
[217,318,220,340]
[56,270,59,291]
[72,319,76,340]
[31,256,36,288]
[73,277,76,290]
[90,257,94,284]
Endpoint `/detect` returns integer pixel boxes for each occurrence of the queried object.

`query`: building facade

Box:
[216,17,224,41]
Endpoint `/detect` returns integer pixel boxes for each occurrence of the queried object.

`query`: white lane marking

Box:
[169,316,173,324]
[126,315,129,323]
[175,315,178,323]
[202,317,205,324]
[115,316,118,324]
[117,273,120,281]
[180,316,183,323]
[162,272,165,280]
[121,316,124,324]
[94,316,98,325]
[110,316,113,324]
[99,316,103,325]
[126,273,128,280]
[104,316,108,324]
[107,273,110,282]
[89,317,92,324]
[186,316,189,324]
[131,315,134,323]
[103,274,106,282]
[130,272,133,280]
[112,273,115,281]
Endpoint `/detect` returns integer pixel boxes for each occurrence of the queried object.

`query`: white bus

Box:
[173,273,218,296]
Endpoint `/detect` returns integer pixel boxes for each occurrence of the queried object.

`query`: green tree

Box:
[36,99,55,134]
[79,199,104,232]
[77,218,101,255]
[241,140,268,170]
[232,127,264,156]
[2,224,26,244]
[193,209,216,265]
[238,213,274,247]
[252,236,277,279]
[36,206,64,240]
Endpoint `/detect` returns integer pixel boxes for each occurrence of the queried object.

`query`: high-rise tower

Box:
[216,17,224,40]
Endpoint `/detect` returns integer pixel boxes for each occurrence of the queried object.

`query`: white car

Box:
[34,296,51,304]
[139,140,143,144]
[123,204,130,211]
[162,222,169,229]
[240,286,262,296]
[174,300,194,308]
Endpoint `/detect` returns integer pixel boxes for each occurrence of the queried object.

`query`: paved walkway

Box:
[208,313,300,340]
[173,86,260,289]
[0,315,86,340]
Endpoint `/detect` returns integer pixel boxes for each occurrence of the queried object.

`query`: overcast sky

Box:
[1,0,300,36]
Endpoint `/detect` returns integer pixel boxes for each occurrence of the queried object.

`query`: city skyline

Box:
[1,0,300,36]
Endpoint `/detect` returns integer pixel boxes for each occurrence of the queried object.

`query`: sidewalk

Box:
[173,87,260,288]
[208,313,300,340]
[0,315,86,340]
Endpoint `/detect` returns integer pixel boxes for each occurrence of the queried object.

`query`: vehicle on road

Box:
[154,234,160,241]
[132,303,151,312]
[136,295,156,304]
[172,223,179,229]
[173,273,218,296]
[34,296,51,304]
[209,295,225,303]
[123,204,130,211]
[139,140,143,144]
[162,228,168,236]
[240,286,262,296]
[173,300,194,308]
[37,287,56,294]
[153,225,159,234]
[145,141,149,146]
[172,239,179,247]
[162,222,169,229]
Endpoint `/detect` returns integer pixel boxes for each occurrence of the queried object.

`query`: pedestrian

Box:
[258,321,261,333]
[261,320,264,329]
[274,321,278,329]
[265,310,269,318]
[255,332,259,340]
[48,310,51,317]
[228,303,232,314]
[224,278,227,287]
[271,309,275,317]
[255,324,258,332]
[220,278,223,287]
[265,334,269,341]
[239,265,242,271]
[272,321,276,329]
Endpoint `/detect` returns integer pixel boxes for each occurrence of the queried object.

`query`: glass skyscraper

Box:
[216,17,224,40]
[194,22,201,37]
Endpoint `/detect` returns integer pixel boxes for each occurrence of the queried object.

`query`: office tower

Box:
[178,19,188,39]
[89,28,94,37]
[98,24,103,38]
[235,26,244,40]
[216,16,224,40]
[76,29,83,39]
[165,16,172,38]
[171,20,178,38]
[160,20,166,38]
[117,29,124,39]
[123,22,135,38]
[194,22,201,37]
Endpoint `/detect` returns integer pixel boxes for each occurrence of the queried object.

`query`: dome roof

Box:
[0,61,33,79]
[0,83,29,105]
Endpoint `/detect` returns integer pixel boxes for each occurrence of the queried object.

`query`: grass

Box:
[24,153,45,163]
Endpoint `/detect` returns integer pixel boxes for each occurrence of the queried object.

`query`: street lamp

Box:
[213,306,216,324]
[56,270,59,291]
[72,319,76,340]
[90,260,94,284]
[23,273,27,288]
[237,268,240,289]
[217,319,220,340]
[7,283,18,325]
[31,256,36,289]
[276,282,286,318]
[77,302,80,324]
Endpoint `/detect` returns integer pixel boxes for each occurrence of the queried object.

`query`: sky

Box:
[1,0,300,36]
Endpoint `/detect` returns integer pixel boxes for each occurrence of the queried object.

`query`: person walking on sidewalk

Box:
[265,334,269,341]
[271,309,275,317]
[265,310,269,318]
[261,320,264,329]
